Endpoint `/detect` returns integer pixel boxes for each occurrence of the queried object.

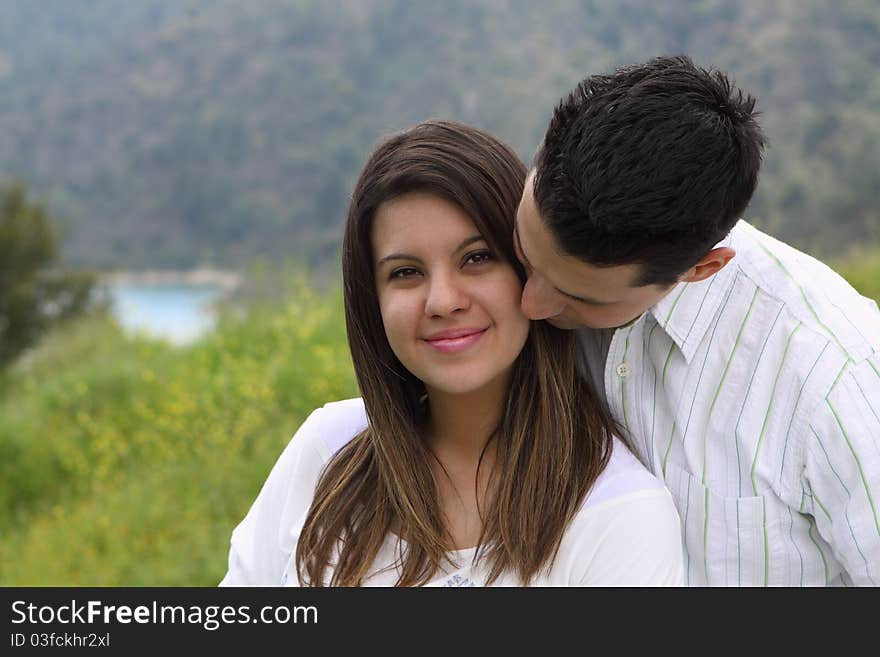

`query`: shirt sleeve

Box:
[218,407,330,586]
[804,354,880,586]
[572,488,685,586]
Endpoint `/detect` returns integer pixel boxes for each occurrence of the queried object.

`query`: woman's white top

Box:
[220,397,684,586]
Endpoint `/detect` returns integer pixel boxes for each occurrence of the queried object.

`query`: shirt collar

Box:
[647,223,741,364]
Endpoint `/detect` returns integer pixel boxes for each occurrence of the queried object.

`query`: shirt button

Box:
[616,363,630,378]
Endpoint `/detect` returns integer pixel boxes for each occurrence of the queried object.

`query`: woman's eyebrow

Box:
[376,252,422,267]
[455,235,487,253]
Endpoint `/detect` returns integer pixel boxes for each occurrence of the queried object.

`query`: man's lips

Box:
[423,327,488,353]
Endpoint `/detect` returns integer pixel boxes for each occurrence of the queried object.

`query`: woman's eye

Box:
[464,250,493,266]
[390,267,420,280]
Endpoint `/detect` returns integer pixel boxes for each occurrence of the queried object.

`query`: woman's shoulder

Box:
[272,397,367,471]
[581,436,667,510]
[309,397,368,455]
[218,397,368,587]
[554,438,683,585]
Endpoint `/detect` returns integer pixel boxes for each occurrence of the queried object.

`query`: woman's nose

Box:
[424,273,469,317]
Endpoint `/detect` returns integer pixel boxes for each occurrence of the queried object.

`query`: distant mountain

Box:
[1,0,878,269]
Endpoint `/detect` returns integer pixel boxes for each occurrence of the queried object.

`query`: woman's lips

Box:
[423,328,488,353]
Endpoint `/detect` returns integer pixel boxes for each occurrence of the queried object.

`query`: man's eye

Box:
[390,267,420,279]
[463,250,493,266]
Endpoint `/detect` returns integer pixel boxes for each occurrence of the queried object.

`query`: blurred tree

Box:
[0,181,95,368]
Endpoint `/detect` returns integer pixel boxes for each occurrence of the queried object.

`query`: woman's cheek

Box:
[379,297,417,368]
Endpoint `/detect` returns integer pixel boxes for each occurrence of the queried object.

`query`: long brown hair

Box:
[296,120,618,586]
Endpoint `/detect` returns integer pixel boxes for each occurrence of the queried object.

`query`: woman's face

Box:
[372,192,530,398]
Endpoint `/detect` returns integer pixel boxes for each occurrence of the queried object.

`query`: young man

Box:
[515,55,880,586]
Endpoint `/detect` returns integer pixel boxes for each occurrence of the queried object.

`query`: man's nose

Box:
[425,273,469,317]
[520,274,565,320]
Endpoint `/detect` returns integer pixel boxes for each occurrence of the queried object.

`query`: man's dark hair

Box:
[533,55,767,287]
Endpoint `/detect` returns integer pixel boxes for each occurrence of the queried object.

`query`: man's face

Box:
[514,171,674,330]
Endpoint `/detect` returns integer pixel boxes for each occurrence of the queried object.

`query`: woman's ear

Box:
[678,247,736,283]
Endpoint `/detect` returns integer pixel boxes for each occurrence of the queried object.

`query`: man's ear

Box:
[678,247,736,283]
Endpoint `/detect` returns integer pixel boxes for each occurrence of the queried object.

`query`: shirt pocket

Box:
[663,462,783,586]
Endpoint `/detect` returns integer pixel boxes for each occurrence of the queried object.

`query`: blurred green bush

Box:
[0,280,356,585]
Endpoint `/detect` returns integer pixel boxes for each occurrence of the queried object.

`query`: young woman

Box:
[220,121,683,586]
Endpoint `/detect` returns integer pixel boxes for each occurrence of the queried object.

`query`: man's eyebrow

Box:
[514,218,614,306]
[376,234,485,267]
[513,220,531,266]
[558,288,612,306]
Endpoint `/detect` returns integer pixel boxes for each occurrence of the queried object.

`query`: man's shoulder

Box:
[731,221,880,362]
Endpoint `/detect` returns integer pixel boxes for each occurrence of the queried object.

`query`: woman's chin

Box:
[422,367,514,399]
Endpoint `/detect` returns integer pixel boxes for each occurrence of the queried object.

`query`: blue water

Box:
[106,283,224,344]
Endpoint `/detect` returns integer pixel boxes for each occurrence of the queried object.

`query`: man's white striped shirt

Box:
[577,220,880,586]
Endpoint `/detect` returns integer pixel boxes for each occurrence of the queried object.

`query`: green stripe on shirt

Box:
[751,324,803,495]
[825,391,880,538]
[755,240,851,359]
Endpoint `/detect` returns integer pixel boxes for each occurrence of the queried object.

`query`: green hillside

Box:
[1,0,879,269]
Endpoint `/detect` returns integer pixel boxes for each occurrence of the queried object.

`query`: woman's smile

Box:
[423,327,488,353]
